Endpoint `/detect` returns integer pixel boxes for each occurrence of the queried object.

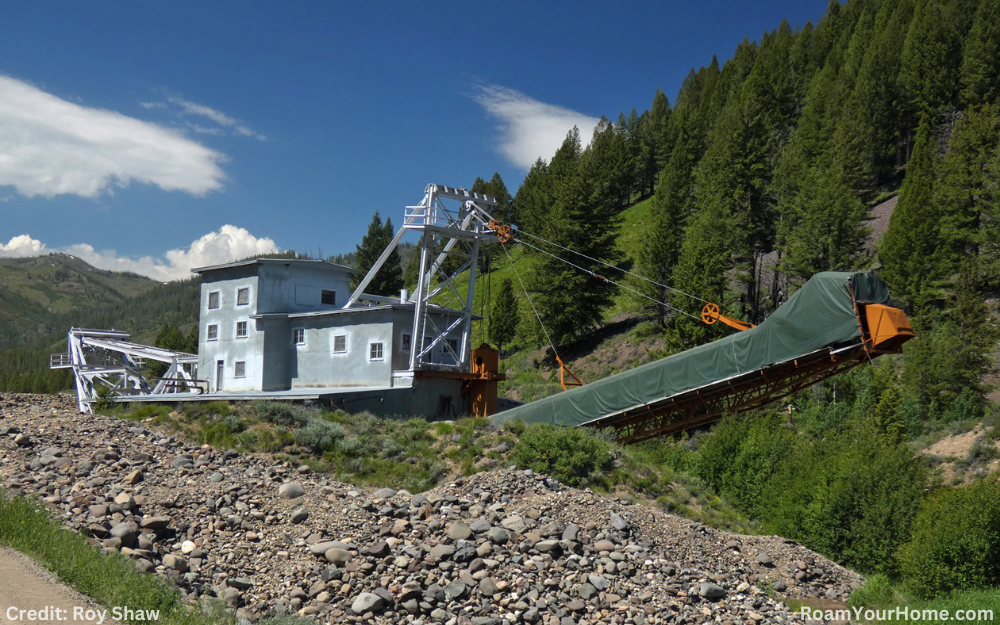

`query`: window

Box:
[293,328,305,345]
[369,342,384,361]
[333,334,347,353]
[208,291,220,309]
[401,333,411,351]
[234,361,246,378]
[321,290,337,306]
[207,324,219,341]
[437,395,454,416]
[237,288,249,306]
[446,338,459,354]
[236,321,248,338]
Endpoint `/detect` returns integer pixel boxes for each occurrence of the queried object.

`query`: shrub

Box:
[293,418,345,454]
[256,402,311,427]
[763,420,928,576]
[336,437,367,457]
[898,479,1000,598]
[510,423,614,487]
[694,412,796,518]
[220,414,246,434]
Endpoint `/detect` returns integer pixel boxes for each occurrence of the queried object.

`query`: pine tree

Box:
[525,129,619,347]
[586,117,631,212]
[351,211,404,296]
[960,0,1000,108]
[488,278,519,352]
[472,173,514,224]
[513,158,551,233]
[899,0,962,118]
[879,117,943,308]
[936,106,1000,272]
[648,88,674,173]
[851,0,917,179]
[980,134,1000,286]
[670,200,735,346]
[779,168,870,279]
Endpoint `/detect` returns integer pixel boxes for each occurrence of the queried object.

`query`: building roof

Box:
[191,258,360,275]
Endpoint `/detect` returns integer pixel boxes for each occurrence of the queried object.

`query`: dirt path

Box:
[0,548,119,625]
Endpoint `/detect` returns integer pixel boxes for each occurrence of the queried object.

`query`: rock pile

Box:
[0,393,862,624]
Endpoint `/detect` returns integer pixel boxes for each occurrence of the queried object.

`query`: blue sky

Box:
[0,0,830,280]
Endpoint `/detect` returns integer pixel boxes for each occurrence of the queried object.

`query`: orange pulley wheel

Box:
[496,224,512,243]
[701,302,720,325]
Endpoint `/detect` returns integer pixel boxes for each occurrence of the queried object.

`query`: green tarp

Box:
[491,272,890,428]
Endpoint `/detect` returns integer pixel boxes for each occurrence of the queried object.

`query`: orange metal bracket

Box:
[701,302,756,331]
[488,219,512,243]
[556,355,583,391]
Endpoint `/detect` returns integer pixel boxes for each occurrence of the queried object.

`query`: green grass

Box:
[847,575,1000,624]
[0,494,231,625]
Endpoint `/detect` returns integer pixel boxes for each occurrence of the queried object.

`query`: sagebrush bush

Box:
[510,423,614,487]
[293,418,346,454]
[256,401,311,427]
[898,478,1000,598]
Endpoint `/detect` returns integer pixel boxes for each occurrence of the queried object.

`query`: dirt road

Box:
[0,548,118,625]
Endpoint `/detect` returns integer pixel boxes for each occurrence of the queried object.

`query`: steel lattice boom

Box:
[51,328,202,413]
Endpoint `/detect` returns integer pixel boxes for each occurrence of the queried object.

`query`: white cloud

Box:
[0,234,46,256]
[0,75,226,199]
[473,84,600,169]
[158,95,267,141]
[0,226,279,282]
[167,96,238,126]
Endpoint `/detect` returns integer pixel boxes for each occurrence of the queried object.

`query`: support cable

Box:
[513,237,704,324]
[499,242,584,390]
[514,228,710,305]
[500,242,556,353]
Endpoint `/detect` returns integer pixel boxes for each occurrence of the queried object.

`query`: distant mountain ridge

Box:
[0,254,160,348]
[0,254,201,393]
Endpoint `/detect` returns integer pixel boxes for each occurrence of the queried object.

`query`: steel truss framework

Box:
[594,342,874,444]
[50,328,201,413]
[345,184,498,373]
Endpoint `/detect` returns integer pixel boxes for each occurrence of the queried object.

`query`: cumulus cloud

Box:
[0,75,226,199]
[473,85,600,169]
[0,234,46,256]
[0,226,279,282]
[142,95,266,141]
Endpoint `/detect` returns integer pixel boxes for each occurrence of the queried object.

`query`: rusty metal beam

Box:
[589,343,872,444]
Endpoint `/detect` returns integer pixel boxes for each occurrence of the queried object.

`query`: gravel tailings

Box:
[0,394,861,624]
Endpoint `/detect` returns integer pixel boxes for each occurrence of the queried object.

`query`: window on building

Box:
[237,287,250,306]
[401,333,411,351]
[208,291,220,309]
[333,334,347,353]
[207,324,219,341]
[234,361,246,378]
[369,342,384,361]
[236,321,248,338]
[446,338,458,355]
[437,395,454,416]
[293,328,305,345]
[321,290,337,306]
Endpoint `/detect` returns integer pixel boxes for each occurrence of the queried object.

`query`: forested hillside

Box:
[494,0,1000,424]
[468,0,1000,606]
[0,266,201,394]
[0,254,158,349]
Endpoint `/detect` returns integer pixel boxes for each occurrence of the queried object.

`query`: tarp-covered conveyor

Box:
[490,272,914,443]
